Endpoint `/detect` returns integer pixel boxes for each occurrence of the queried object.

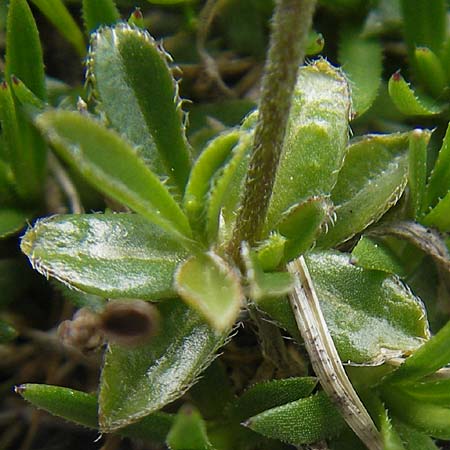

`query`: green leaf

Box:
[35,110,193,242]
[425,122,450,209]
[408,129,430,219]
[21,214,188,299]
[422,192,450,232]
[175,251,242,331]
[385,319,450,384]
[266,59,351,229]
[82,0,119,33]
[276,196,332,262]
[88,25,191,193]
[167,405,215,450]
[99,299,226,431]
[254,233,286,271]
[30,0,85,57]
[388,72,442,116]
[0,208,27,238]
[10,76,46,113]
[351,236,406,277]
[184,130,241,238]
[382,387,450,440]
[338,27,382,116]
[400,0,446,57]
[398,378,450,407]
[318,133,409,248]
[380,408,406,450]
[5,0,46,100]
[414,47,447,98]
[0,319,18,342]
[245,392,344,445]
[53,281,105,312]
[231,377,318,422]
[258,250,430,365]
[394,420,439,450]
[17,384,174,442]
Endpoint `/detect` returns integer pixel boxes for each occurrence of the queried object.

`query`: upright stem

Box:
[229,0,317,260]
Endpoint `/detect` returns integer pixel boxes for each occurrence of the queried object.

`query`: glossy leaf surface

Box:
[318,133,409,247]
[99,299,226,431]
[35,110,192,241]
[266,59,351,229]
[245,392,344,445]
[258,250,429,364]
[21,214,187,299]
[88,25,191,192]
[175,252,242,331]
[422,193,450,232]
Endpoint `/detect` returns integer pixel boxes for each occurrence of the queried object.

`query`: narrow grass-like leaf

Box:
[175,252,242,331]
[388,72,442,116]
[339,27,382,116]
[30,0,85,56]
[380,408,406,450]
[258,250,429,364]
[231,377,318,422]
[383,387,450,439]
[318,133,409,248]
[166,405,215,450]
[400,378,450,407]
[184,131,240,237]
[385,319,450,384]
[414,47,447,98]
[351,237,406,277]
[0,208,28,238]
[10,76,46,113]
[35,110,192,241]
[408,129,430,219]
[99,299,226,431]
[266,59,351,229]
[5,0,46,100]
[426,122,450,209]
[21,214,187,299]
[17,384,173,442]
[422,192,450,232]
[82,0,119,33]
[245,392,344,445]
[276,196,332,262]
[88,25,191,192]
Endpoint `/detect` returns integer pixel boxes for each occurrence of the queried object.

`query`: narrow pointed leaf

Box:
[258,250,429,364]
[231,377,318,422]
[414,47,446,98]
[267,59,351,229]
[166,405,215,450]
[388,72,442,116]
[88,25,191,192]
[318,133,409,248]
[408,129,430,219]
[400,378,450,407]
[0,208,28,238]
[386,318,450,384]
[245,392,344,445]
[175,252,242,331]
[30,0,85,56]
[422,192,450,232]
[99,300,226,431]
[35,110,192,241]
[277,196,332,262]
[184,131,240,237]
[82,0,119,33]
[17,384,173,442]
[380,408,406,450]
[21,214,187,299]
[426,122,450,209]
[5,0,46,100]
[338,27,382,116]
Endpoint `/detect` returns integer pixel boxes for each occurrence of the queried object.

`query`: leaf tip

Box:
[15,384,26,396]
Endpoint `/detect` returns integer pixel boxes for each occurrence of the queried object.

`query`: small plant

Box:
[1,0,450,449]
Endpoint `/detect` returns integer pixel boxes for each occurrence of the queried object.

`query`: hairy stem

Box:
[229,0,317,260]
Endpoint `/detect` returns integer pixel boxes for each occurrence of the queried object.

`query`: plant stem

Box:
[229,0,317,260]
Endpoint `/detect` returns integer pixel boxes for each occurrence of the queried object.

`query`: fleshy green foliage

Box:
[82,0,120,33]
[20,214,187,299]
[258,250,429,364]
[99,299,226,431]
